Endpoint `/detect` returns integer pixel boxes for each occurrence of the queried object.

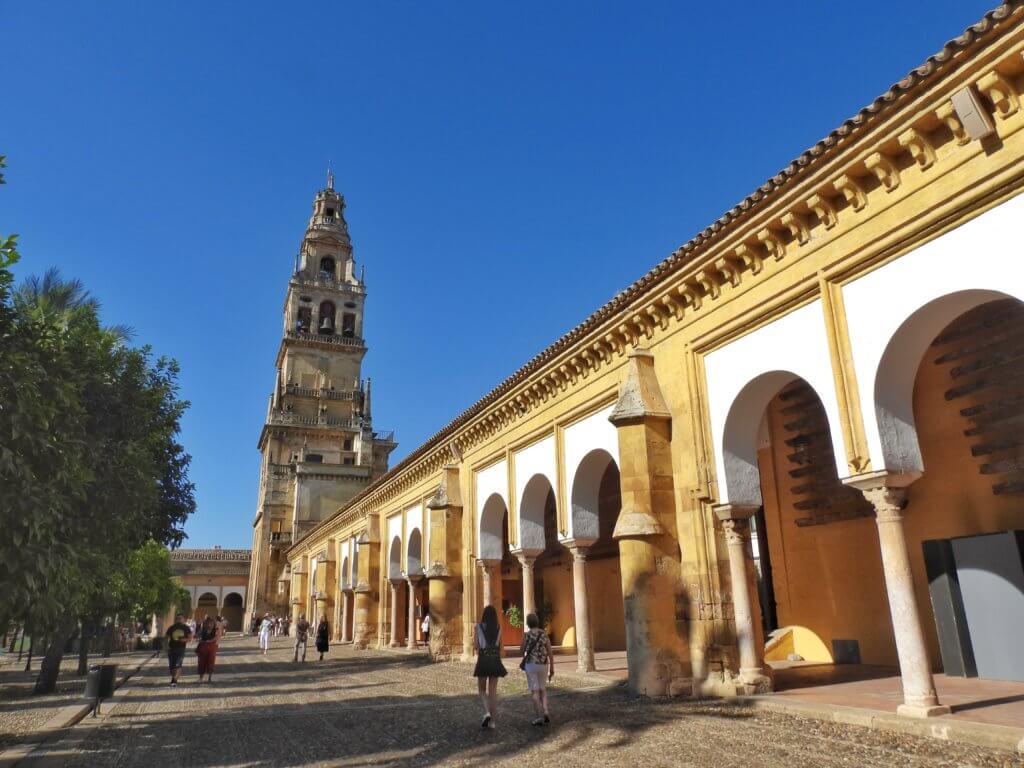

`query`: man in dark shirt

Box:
[293,614,310,663]
[164,613,192,686]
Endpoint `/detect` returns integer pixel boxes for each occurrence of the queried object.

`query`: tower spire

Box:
[326,162,335,191]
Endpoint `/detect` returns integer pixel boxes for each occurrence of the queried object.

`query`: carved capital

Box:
[978,70,1019,119]
[898,127,936,170]
[833,174,868,211]
[719,517,748,547]
[841,470,920,524]
[866,152,900,192]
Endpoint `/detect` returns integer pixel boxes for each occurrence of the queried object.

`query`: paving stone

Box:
[46,637,1021,767]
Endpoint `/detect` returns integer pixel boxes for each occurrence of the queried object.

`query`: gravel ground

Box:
[0,646,154,750]
[40,636,1023,768]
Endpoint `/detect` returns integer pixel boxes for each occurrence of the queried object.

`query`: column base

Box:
[736,668,773,695]
[896,703,951,719]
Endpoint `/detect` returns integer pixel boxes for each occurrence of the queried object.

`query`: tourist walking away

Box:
[293,614,310,662]
[315,616,330,660]
[258,613,273,654]
[472,605,506,729]
[520,612,555,725]
[195,615,218,683]
[164,613,192,686]
[420,611,430,645]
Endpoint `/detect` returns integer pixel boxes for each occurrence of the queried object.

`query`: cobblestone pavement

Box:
[35,636,1021,768]
[0,647,154,751]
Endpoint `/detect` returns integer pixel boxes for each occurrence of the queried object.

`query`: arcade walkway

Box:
[17,636,1017,767]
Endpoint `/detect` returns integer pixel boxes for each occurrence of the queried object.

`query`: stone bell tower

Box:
[246,172,398,619]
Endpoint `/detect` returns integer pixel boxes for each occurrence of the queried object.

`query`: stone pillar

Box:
[389,581,402,648]
[407,577,420,649]
[713,504,771,692]
[340,591,351,643]
[845,471,949,718]
[478,559,499,610]
[426,466,465,660]
[609,349,691,696]
[516,553,538,616]
[352,524,380,650]
[567,543,595,673]
[289,599,301,634]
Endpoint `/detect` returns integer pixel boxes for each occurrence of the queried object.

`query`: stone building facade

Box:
[246,176,397,623]
[168,548,250,631]
[284,4,1024,718]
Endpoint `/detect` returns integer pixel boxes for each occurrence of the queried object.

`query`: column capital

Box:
[562,537,596,556]
[511,548,542,566]
[476,558,501,572]
[405,573,423,585]
[712,502,759,523]
[842,470,920,523]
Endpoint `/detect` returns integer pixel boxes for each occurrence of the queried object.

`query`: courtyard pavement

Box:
[16,636,1021,768]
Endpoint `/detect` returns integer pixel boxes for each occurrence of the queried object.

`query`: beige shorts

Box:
[524,663,547,691]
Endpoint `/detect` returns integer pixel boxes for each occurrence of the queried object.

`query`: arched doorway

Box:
[194,592,218,622]
[877,295,1024,683]
[406,529,427,645]
[222,593,244,631]
[478,493,519,646]
[568,449,627,672]
[387,536,405,646]
[721,372,895,688]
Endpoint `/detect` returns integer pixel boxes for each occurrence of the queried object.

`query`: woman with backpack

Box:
[472,605,506,729]
[520,612,555,726]
[195,615,219,683]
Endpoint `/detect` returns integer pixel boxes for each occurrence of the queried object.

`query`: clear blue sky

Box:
[3,1,993,548]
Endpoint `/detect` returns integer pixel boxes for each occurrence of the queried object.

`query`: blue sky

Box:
[3,1,993,548]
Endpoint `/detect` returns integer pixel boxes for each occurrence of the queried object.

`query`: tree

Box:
[0,155,196,692]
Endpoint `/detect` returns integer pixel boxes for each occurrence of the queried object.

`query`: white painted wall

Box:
[704,299,844,505]
[474,459,508,558]
[513,435,556,548]
[562,405,618,539]
[405,503,424,573]
[844,192,1024,472]
[387,513,403,577]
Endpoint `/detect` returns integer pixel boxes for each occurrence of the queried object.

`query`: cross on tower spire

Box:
[326,162,335,191]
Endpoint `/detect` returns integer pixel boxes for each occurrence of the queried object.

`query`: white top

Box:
[476,623,501,650]
[259,618,273,634]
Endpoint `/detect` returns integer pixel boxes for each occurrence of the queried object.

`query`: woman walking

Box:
[195,615,218,683]
[315,616,330,660]
[472,605,506,729]
[520,613,555,726]
[258,612,273,655]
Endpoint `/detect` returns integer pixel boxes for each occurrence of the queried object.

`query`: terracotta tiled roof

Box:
[297,1,1024,542]
[170,548,251,562]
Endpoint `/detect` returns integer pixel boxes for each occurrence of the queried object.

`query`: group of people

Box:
[473,605,555,729]
[163,612,228,685]
[257,611,330,661]
[250,613,289,638]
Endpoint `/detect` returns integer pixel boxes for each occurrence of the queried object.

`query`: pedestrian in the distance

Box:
[315,616,330,660]
[520,612,555,726]
[195,615,218,683]
[293,614,310,662]
[258,613,273,655]
[472,605,506,729]
[420,611,430,646]
[164,613,192,686]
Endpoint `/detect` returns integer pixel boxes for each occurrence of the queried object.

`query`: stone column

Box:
[568,543,596,673]
[713,504,771,692]
[407,577,420,649]
[340,591,351,643]
[516,553,538,616]
[389,581,402,648]
[845,471,948,718]
[478,559,498,610]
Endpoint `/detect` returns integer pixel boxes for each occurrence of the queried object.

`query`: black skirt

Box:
[473,647,507,678]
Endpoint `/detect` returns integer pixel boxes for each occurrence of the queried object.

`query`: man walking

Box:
[293,614,310,663]
[164,613,192,686]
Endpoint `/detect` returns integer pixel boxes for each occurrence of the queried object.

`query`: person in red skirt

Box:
[195,615,218,683]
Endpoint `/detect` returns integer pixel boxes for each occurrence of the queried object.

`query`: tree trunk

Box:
[10,627,20,654]
[77,621,92,676]
[34,622,76,694]
[23,634,34,671]
[101,622,113,658]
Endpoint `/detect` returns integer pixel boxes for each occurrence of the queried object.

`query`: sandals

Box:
[481,714,492,729]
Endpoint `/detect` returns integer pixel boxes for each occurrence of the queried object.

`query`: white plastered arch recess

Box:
[704,299,845,506]
[513,435,556,551]
[561,405,619,539]
[406,527,423,576]
[388,535,403,580]
[474,459,508,558]
[404,503,427,571]
[386,513,403,571]
[843,193,1024,473]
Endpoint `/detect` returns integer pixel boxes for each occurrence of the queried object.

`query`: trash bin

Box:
[84,664,117,715]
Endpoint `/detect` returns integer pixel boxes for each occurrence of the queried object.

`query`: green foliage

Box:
[504,603,523,629]
[0,159,196,679]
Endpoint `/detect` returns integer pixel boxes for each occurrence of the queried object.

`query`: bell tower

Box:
[247,173,398,620]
